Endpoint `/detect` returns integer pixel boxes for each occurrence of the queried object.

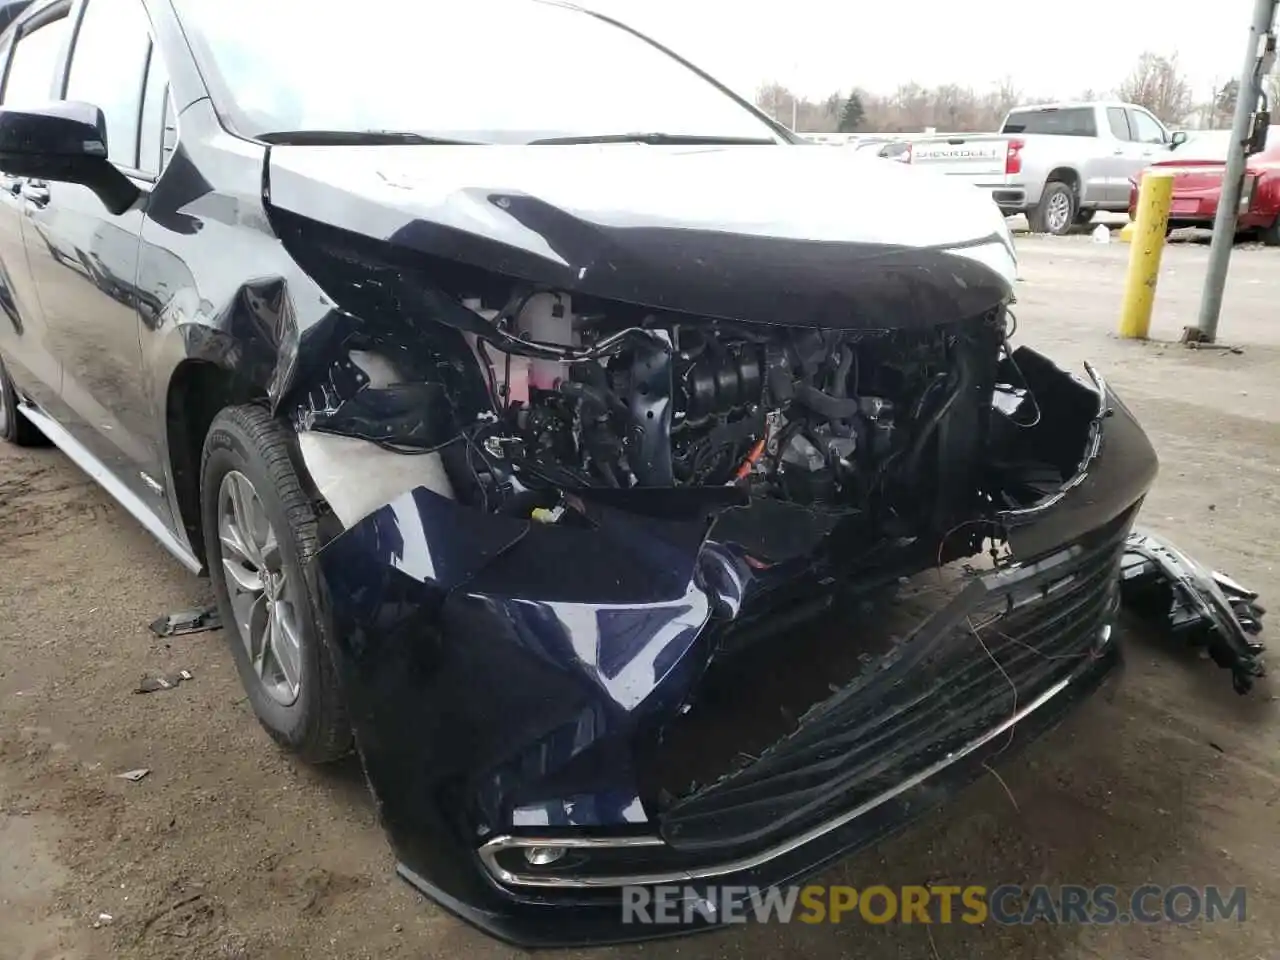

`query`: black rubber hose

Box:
[794,382,861,419]
[904,351,971,478]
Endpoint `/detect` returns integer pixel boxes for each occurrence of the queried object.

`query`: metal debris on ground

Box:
[1120,530,1266,693]
[116,768,151,782]
[134,669,194,694]
[148,605,222,638]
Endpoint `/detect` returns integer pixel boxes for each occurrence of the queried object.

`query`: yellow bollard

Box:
[1118,171,1175,339]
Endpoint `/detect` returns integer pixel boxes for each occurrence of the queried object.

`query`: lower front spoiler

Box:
[396,644,1120,948]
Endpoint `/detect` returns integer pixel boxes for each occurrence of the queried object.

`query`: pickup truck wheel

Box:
[1261,216,1280,247]
[200,404,352,764]
[0,353,47,446]
[1029,182,1077,236]
[1074,209,1095,225]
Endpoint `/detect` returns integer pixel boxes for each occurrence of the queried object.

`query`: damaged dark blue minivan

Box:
[0,0,1161,945]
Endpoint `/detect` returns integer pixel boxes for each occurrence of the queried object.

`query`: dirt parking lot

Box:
[3,231,1280,960]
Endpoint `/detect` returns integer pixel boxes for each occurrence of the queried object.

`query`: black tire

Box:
[1261,216,1280,247]
[201,404,351,763]
[1028,181,1077,236]
[0,353,47,446]
[1074,209,1095,225]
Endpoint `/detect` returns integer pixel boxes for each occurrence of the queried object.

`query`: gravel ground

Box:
[3,232,1280,960]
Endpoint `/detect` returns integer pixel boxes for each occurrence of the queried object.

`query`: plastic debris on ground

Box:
[1119,529,1266,693]
[134,669,194,694]
[148,606,221,638]
[116,768,150,782]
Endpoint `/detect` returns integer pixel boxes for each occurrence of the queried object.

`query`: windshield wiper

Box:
[257,130,480,146]
[526,132,777,146]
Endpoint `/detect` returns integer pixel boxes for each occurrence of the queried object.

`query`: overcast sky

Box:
[582,0,1258,103]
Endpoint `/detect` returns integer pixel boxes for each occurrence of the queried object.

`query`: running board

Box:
[17,402,203,574]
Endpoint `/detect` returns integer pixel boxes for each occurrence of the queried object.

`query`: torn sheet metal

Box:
[1120,530,1266,693]
[148,606,221,638]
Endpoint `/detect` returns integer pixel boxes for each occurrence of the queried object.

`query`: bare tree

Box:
[824,92,844,123]
[755,81,1052,136]
[990,76,1023,117]
[1117,52,1193,124]
[1267,73,1280,112]
[755,82,795,124]
[1214,79,1240,127]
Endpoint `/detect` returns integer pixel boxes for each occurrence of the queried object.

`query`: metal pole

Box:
[1193,0,1279,342]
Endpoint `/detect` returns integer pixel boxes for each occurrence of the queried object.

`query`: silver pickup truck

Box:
[905,101,1188,234]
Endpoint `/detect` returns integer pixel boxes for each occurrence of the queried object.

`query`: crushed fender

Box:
[1120,530,1266,693]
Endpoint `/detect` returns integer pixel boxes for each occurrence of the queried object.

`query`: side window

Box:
[1,15,71,106]
[138,43,174,177]
[64,0,152,169]
[1128,109,1167,145]
[1106,107,1132,141]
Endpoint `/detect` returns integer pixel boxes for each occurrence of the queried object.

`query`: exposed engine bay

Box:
[294,286,1022,562]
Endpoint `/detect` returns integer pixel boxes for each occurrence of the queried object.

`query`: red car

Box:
[1129,129,1280,243]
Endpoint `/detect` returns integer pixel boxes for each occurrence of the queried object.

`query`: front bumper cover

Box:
[312,350,1158,946]
[404,647,1119,946]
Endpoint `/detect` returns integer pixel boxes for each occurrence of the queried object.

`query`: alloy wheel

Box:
[216,470,303,706]
[1047,191,1072,233]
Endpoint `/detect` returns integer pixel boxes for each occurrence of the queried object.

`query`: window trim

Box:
[0,0,73,106]
[133,36,151,171]
[0,33,14,95]
[60,0,167,184]
[1106,106,1133,142]
[135,36,175,180]
[1127,107,1168,145]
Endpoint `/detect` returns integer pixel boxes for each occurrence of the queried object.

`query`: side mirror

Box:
[1170,130,1188,149]
[0,101,139,215]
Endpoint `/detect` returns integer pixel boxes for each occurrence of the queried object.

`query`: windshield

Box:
[172,0,782,145]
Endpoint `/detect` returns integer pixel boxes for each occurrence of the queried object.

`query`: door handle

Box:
[20,181,49,207]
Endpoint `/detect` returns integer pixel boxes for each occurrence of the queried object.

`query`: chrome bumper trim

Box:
[480,671,1078,888]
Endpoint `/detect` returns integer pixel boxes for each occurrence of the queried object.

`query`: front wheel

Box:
[201,404,351,763]
[1028,182,1077,236]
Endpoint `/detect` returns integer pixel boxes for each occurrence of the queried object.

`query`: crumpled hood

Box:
[267,143,1017,328]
